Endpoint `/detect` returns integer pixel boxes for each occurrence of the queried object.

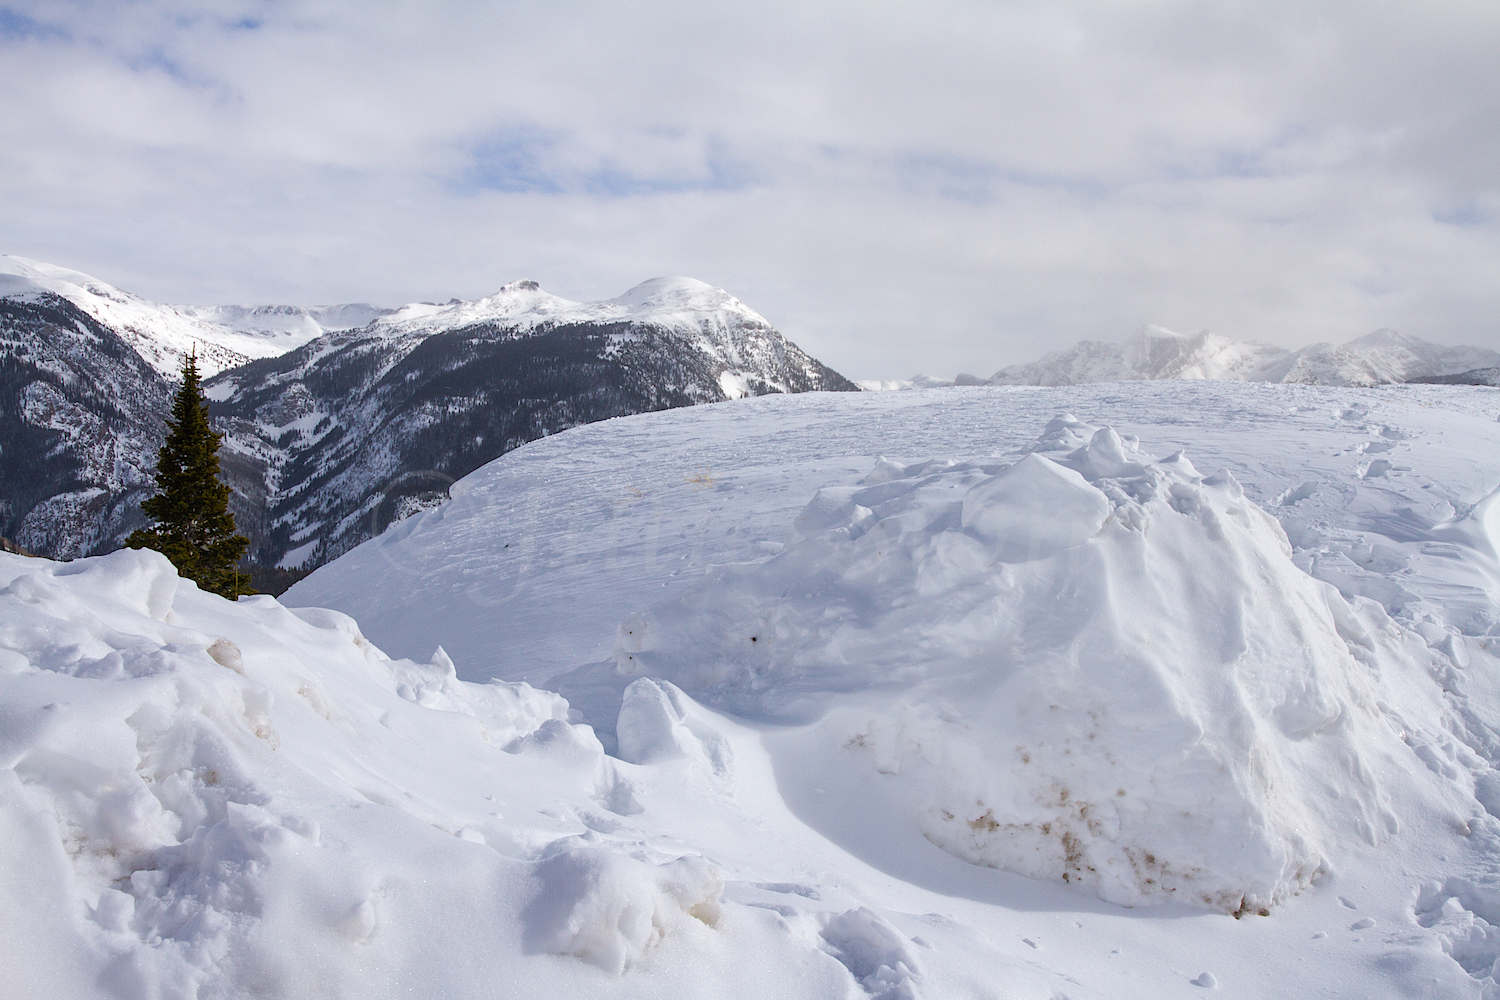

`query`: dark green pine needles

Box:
[127,351,252,598]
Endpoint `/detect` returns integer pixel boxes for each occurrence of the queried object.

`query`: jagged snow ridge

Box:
[0,256,385,378]
[615,416,1469,912]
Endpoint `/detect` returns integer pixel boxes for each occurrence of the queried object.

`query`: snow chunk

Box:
[523,848,722,974]
[961,454,1108,562]
[616,678,733,782]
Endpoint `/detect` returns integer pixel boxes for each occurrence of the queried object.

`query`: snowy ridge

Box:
[205,276,853,568]
[0,256,386,378]
[1412,367,1500,387]
[365,276,814,396]
[377,276,764,338]
[986,325,1500,388]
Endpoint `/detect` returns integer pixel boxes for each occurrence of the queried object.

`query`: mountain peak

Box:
[0,255,381,377]
[1344,328,1425,350]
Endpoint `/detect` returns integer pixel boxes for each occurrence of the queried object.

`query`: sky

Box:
[2,1,1498,380]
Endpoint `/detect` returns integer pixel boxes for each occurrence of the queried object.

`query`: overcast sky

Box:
[2,1,1498,379]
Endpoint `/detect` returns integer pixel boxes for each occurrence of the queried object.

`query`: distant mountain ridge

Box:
[857,326,1500,392]
[0,256,390,377]
[0,260,855,566]
[1409,367,1500,387]
[988,326,1500,388]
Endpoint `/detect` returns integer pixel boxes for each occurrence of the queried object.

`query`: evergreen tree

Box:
[127,351,252,597]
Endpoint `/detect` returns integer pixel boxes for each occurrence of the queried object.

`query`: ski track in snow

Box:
[6,380,1500,998]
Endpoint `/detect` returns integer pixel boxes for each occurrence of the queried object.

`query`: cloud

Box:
[1,0,1498,379]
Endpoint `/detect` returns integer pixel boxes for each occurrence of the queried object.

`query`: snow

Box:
[613,416,1469,914]
[8,381,1500,997]
[0,256,384,378]
[372,275,771,341]
[276,540,318,570]
[989,325,1500,387]
[358,275,808,394]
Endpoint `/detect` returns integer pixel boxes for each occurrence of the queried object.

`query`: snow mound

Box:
[0,548,743,994]
[614,418,1460,912]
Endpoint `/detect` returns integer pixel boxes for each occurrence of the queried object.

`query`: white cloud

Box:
[2,0,1498,379]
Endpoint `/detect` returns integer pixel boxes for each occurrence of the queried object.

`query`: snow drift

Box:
[0,549,777,997]
[614,415,1464,913]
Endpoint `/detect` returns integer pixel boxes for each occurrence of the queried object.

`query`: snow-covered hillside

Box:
[9,381,1500,997]
[0,257,385,378]
[207,275,854,569]
[0,258,855,565]
[986,325,1500,387]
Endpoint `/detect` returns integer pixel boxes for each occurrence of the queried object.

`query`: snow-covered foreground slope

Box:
[0,550,876,998]
[11,382,1500,997]
[295,380,1500,995]
[291,382,1500,677]
[2,528,1496,998]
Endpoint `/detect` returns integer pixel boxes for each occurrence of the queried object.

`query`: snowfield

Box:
[7,381,1500,997]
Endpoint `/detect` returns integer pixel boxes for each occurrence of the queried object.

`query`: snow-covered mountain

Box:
[0,293,170,555]
[0,256,388,378]
[208,276,856,569]
[1412,367,1500,387]
[988,325,1500,387]
[0,261,856,564]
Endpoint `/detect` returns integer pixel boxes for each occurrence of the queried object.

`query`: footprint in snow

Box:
[1350,918,1376,930]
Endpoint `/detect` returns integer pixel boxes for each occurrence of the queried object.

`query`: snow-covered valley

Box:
[5,381,1500,998]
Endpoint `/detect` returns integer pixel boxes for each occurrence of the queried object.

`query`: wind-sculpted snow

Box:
[5,547,1142,999]
[615,417,1467,912]
[0,549,894,998]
